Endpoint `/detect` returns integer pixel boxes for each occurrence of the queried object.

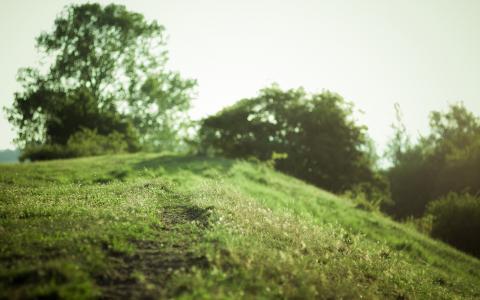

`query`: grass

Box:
[1,153,479,299]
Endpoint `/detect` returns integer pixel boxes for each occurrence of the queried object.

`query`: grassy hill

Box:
[1,153,479,299]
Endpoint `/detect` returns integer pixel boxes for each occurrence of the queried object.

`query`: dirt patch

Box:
[161,204,214,229]
[96,204,212,299]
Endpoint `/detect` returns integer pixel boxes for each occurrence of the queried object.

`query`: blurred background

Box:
[1,0,479,155]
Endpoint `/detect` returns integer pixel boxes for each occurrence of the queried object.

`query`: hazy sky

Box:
[1,0,479,152]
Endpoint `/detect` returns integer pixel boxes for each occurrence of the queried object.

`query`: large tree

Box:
[6,3,195,153]
[199,85,386,194]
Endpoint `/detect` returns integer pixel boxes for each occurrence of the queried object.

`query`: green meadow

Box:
[1,153,479,299]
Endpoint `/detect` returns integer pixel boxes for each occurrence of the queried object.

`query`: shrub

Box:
[427,193,480,257]
[20,144,72,162]
[66,128,128,157]
[20,129,131,161]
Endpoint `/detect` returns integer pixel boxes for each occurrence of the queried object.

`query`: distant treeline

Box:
[4,2,480,258]
[0,149,19,163]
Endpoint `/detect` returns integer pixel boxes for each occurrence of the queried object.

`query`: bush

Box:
[20,129,132,161]
[427,193,480,257]
[20,144,72,162]
[66,128,128,157]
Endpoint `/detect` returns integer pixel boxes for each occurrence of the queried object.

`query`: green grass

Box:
[1,153,479,299]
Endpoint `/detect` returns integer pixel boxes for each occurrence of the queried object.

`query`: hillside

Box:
[1,153,479,299]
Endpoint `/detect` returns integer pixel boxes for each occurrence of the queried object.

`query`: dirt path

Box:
[97,202,213,299]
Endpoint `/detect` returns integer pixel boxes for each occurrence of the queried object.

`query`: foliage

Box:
[403,215,433,235]
[20,128,133,161]
[264,151,288,168]
[19,144,71,162]
[199,85,387,194]
[6,3,196,157]
[66,128,131,157]
[1,153,479,298]
[385,103,411,166]
[386,103,480,218]
[342,182,392,212]
[427,193,480,258]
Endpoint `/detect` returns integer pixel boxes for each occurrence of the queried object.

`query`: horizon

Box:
[1,0,479,152]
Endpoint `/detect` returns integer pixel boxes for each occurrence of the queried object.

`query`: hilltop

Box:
[1,153,479,299]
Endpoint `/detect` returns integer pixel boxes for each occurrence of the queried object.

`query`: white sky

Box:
[1,0,479,152]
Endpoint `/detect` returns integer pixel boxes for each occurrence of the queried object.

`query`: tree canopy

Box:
[199,85,386,194]
[6,3,195,157]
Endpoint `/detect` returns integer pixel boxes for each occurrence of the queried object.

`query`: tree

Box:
[199,85,388,194]
[6,3,196,156]
[386,103,480,218]
[385,103,411,166]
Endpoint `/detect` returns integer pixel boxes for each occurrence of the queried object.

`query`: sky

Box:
[1,0,479,153]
